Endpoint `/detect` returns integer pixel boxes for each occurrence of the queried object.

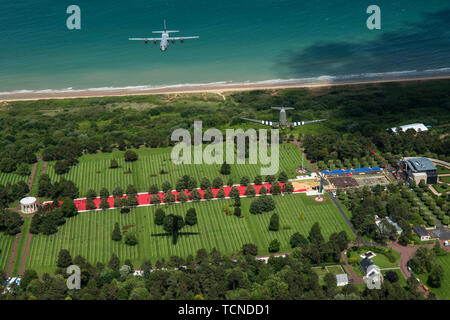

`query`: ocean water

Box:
[0,0,449,93]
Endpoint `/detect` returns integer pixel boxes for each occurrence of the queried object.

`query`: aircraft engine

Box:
[153,40,157,44]
[171,40,174,44]
[180,39,184,43]
[144,40,148,44]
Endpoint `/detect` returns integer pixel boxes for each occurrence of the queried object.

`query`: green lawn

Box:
[0,168,30,186]
[0,233,15,273]
[24,193,354,274]
[417,254,450,300]
[352,247,400,269]
[47,143,308,196]
[10,218,32,275]
[439,176,450,183]
[382,269,407,288]
[436,165,450,174]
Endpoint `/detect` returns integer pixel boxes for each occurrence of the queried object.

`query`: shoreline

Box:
[1,75,450,102]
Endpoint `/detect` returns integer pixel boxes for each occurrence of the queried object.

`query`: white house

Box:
[390,123,429,134]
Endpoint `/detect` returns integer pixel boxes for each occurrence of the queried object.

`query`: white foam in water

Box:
[0,68,449,96]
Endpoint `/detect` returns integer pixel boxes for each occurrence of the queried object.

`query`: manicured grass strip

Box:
[10,218,32,276]
[0,233,16,272]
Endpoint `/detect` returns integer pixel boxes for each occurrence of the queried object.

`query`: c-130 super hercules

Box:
[241,107,326,130]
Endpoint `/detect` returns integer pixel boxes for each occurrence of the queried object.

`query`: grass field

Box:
[0,168,30,186]
[352,247,400,269]
[23,193,354,275]
[417,254,450,300]
[437,165,450,174]
[47,143,308,196]
[0,233,15,273]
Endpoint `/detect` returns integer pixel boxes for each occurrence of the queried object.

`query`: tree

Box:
[110,159,119,169]
[190,189,202,201]
[216,188,225,199]
[16,163,31,176]
[162,181,171,193]
[245,185,256,197]
[57,249,72,268]
[163,191,175,204]
[126,184,137,196]
[203,188,213,200]
[282,182,294,194]
[242,243,258,256]
[290,232,308,248]
[385,270,399,283]
[85,199,97,210]
[278,171,289,183]
[177,191,188,202]
[266,175,276,184]
[86,189,97,199]
[200,177,211,190]
[100,197,110,210]
[220,162,231,175]
[108,253,120,271]
[150,194,161,205]
[0,158,17,173]
[240,176,250,186]
[124,150,138,162]
[99,187,110,199]
[154,208,165,225]
[163,214,185,244]
[111,222,122,241]
[254,175,263,185]
[124,232,138,246]
[54,160,70,175]
[308,222,325,245]
[149,184,159,194]
[212,177,223,189]
[226,178,233,186]
[427,263,444,288]
[112,186,123,197]
[229,186,240,199]
[113,196,121,208]
[268,239,280,253]
[269,213,279,231]
[259,185,268,195]
[61,198,78,218]
[185,208,197,226]
[234,207,242,217]
[270,182,282,195]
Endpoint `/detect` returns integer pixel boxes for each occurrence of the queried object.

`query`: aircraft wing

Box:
[288,119,327,127]
[241,118,279,127]
[168,36,200,41]
[129,38,162,41]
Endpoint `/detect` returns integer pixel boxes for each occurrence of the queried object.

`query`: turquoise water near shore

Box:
[0,0,449,92]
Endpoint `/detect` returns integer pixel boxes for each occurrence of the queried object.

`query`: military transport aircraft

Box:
[241,107,327,130]
[129,20,199,51]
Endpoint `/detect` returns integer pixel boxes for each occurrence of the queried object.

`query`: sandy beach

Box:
[1,75,449,102]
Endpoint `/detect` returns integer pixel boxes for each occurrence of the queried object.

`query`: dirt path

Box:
[19,233,32,277]
[5,233,21,278]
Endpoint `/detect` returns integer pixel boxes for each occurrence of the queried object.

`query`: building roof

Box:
[412,225,429,238]
[391,123,429,133]
[335,273,348,283]
[20,197,37,205]
[405,157,436,172]
[386,216,403,234]
[360,258,374,275]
